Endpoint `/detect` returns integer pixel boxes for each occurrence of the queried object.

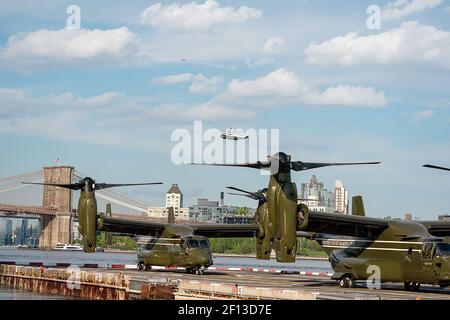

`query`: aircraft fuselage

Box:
[315,221,450,289]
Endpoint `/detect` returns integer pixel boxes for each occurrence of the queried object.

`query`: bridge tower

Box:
[39,166,74,249]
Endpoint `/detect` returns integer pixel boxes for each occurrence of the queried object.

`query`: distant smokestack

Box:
[168,207,175,224]
[220,192,224,206]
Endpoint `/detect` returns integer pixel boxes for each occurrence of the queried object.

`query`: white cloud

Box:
[404,110,435,122]
[141,0,262,31]
[227,68,310,97]
[262,37,284,54]
[154,73,222,93]
[0,25,267,69]
[149,102,255,121]
[0,27,137,68]
[312,85,387,107]
[0,89,123,119]
[305,21,450,68]
[221,68,387,107]
[0,87,255,149]
[155,74,195,84]
[382,0,442,21]
[0,70,387,150]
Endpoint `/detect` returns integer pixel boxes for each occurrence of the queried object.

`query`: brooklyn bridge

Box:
[0,166,166,249]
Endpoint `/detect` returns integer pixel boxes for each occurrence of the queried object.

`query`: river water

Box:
[0,247,332,299]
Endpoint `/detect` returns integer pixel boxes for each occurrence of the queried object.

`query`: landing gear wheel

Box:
[137,262,146,271]
[440,284,447,289]
[405,282,420,291]
[404,282,412,291]
[338,275,355,288]
[411,282,421,291]
[195,267,205,275]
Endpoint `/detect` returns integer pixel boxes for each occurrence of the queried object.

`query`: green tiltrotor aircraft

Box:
[23,177,260,275]
[221,159,450,291]
[23,159,450,289]
[198,151,381,263]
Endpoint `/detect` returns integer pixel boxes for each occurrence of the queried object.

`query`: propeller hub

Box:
[80,177,95,191]
[268,152,292,174]
[270,152,291,164]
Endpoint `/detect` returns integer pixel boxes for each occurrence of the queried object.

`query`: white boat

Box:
[54,243,83,251]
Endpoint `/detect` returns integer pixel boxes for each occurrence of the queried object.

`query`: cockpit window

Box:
[199,239,210,249]
[436,243,450,256]
[185,239,209,249]
[422,243,435,260]
[186,239,200,248]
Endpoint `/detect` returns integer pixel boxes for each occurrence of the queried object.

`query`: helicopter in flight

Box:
[220,127,249,140]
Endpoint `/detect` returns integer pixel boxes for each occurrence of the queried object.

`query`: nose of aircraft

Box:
[443,258,450,277]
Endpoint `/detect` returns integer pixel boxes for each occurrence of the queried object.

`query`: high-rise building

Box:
[334,180,349,214]
[5,219,13,236]
[20,218,29,245]
[189,197,255,223]
[220,192,224,207]
[299,175,334,213]
[299,176,349,214]
[404,213,413,221]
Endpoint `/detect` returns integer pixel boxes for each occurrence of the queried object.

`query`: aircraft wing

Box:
[191,224,259,238]
[100,217,259,238]
[101,217,166,236]
[419,221,450,237]
[301,212,390,238]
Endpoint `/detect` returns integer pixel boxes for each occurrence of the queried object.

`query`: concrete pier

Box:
[2,264,450,300]
[0,264,167,300]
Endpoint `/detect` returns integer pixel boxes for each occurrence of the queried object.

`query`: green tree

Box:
[233,207,250,216]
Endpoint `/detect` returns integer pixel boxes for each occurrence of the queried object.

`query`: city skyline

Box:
[0,218,40,246]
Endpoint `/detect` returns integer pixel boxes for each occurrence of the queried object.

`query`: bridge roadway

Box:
[82,267,450,300]
[0,204,57,216]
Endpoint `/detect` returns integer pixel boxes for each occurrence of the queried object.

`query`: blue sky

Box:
[0,0,449,219]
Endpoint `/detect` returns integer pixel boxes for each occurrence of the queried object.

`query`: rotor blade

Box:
[191,161,271,170]
[226,187,265,201]
[21,182,82,190]
[423,164,450,172]
[226,186,258,195]
[291,161,381,172]
[94,182,163,190]
[227,192,260,201]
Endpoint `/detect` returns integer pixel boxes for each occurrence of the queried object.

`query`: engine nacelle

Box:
[256,201,272,260]
[269,180,298,263]
[78,193,98,253]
